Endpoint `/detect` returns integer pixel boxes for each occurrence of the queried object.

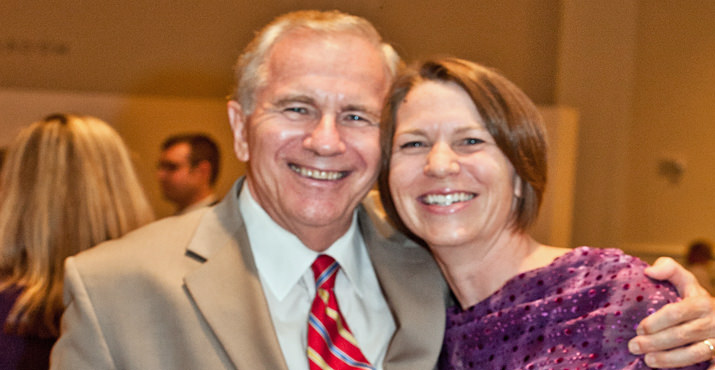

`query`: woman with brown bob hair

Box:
[0,114,154,369]
[378,57,708,369]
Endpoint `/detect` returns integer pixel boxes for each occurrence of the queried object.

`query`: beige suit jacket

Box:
[50,180,447,370]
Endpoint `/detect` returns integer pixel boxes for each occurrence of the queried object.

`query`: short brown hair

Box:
[378,57,548,237]
[162,133,220,185]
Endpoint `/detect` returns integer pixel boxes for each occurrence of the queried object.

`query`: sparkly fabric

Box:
[439,247,708,370]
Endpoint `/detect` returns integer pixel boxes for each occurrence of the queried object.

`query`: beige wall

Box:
[370,0,561,104]
[556,1,637,249]
[557,0,715,259]
[625,2,715,251]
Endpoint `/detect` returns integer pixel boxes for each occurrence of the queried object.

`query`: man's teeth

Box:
[289,164,345,180]
[423,193,475,206]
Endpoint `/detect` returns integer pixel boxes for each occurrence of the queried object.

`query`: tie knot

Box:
[311,254,338,290]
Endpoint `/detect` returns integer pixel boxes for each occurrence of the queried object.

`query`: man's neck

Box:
[176,190,215,214]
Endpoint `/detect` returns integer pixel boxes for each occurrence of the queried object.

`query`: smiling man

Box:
[50,10,444,370]
[50,9,715,370]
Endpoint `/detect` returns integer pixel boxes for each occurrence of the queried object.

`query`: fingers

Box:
[645,257,706,297]
[644,257,679,280]
[636,296,715,338]
[631,312,712,353]
[640,340,715,368]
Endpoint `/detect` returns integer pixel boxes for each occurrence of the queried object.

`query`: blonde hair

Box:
[0,113,154,337]
[231,9,402,115]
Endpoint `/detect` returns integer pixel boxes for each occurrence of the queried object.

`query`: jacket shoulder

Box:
[71,209,208,272]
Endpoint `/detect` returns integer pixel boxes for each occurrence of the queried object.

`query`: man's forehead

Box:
[266,29,388,75]
[163,142,192,158]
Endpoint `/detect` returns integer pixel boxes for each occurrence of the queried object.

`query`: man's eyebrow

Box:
[274,95,315,106]
[343,104,379,116]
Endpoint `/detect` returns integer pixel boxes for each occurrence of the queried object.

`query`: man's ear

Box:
[194,160,212,182]
[227,100,250,162]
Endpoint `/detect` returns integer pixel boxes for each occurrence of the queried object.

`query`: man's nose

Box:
[303,115,347,156]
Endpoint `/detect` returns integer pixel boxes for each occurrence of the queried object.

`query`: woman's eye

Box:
[399,141,425,149]
[463,138,485,145]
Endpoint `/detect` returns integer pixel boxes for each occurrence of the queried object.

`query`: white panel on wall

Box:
[1,88,129,145]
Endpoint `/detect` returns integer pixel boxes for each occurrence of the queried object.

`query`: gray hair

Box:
[231,9,402,115]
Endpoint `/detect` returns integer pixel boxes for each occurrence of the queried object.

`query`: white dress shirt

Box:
[239,186,396,370]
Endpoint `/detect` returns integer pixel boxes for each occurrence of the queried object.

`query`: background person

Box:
[0,114,154,369]
[378,57,712,369]
[686,239,715,295]
[157,133,220,215]
[0,148,6,171]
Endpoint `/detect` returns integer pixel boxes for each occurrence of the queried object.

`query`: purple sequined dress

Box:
[439,247,708,370]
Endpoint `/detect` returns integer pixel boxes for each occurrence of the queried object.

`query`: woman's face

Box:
[389,81,520,250]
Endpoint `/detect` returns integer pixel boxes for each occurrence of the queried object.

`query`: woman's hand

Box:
[629,257,715,368]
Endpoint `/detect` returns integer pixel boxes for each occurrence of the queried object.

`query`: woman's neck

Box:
[431,232,569,310]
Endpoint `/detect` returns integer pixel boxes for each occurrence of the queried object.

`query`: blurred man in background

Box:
[157,133,220,214]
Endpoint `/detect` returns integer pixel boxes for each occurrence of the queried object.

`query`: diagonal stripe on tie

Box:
[307,255,375,370]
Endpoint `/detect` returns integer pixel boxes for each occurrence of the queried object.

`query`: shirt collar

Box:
[238,184,370,301]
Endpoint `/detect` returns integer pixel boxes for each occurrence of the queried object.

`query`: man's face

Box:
[228,30,390,250]
[157,142,202,207]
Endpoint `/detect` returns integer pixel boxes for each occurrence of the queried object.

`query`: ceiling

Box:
[0,1,307,98]
[0,1,560,101]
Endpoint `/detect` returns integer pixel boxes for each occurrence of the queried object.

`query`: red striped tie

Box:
[307,255,374,370]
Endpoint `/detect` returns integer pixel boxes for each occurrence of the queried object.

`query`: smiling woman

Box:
[377,57,710,370]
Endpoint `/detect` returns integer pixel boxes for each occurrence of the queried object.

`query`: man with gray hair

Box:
[51,9,715,370]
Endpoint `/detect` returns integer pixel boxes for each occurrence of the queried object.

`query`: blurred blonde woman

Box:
[0,114,154,369]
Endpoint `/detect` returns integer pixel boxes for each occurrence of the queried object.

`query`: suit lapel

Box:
[358,206,448,370]
[183,180,289,370]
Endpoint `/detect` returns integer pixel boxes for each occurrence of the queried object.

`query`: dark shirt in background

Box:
[1,286,56,370]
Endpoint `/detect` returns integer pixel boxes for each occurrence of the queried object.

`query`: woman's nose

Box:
[424,142,459,177]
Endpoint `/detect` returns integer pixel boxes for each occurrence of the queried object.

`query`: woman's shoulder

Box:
[551,246,673,293]
[555,246,643,267]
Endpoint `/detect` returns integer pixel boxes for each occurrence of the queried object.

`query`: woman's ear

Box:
[513,175,523,199]
[227,100,250,162]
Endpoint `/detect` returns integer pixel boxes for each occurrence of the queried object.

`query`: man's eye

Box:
[342,113,376,127]
[285,107,308,114]
[346,114,363,121]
